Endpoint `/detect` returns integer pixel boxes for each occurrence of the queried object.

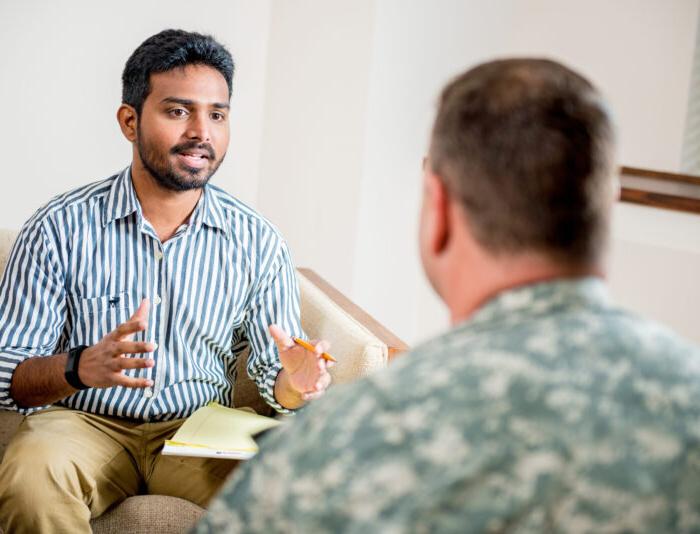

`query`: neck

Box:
[130,160,202,242]
[443,254,604,326]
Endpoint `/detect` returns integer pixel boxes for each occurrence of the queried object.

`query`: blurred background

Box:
[1,0,698,345]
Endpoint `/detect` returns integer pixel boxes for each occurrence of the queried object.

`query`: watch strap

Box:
[65,345,89,390]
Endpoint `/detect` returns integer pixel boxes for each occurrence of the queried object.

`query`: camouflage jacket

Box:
[195,278,700,533]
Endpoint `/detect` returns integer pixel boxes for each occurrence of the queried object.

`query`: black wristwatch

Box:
[65,345,90,390]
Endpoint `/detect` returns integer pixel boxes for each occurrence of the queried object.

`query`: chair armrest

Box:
[297,268,408,360]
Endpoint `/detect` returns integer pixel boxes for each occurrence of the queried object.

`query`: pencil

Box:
[292,337,337,363]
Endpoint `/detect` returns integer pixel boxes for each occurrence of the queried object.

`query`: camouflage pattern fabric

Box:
[195,278,700,533]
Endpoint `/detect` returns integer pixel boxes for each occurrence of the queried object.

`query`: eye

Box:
[168,108,188,118]
[211,111,226,122]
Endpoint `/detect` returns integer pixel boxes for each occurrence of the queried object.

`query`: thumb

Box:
[268,324,295,354]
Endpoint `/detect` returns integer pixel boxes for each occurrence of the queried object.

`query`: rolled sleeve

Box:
[0,219,66,413]
[243,239,304,414]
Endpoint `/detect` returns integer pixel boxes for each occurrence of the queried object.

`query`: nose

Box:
[185,111,211,142]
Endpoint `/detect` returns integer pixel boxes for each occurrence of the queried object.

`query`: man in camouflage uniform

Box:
[195,59,700,533]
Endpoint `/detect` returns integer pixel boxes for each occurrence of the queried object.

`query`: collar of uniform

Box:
[462,276,611,331]
[102,167,140,227]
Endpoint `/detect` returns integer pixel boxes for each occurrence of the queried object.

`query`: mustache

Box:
[171,141,216,160]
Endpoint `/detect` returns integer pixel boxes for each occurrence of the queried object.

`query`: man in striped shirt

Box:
[0,29,331,532]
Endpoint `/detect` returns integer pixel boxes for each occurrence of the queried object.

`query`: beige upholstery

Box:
[0,228,398,532]
[298,273,388,384]
[91,496,203,533]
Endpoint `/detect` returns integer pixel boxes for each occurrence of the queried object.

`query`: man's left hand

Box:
[269,324,333,402]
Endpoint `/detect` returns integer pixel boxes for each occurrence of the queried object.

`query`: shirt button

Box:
[144,387,153,398]
[154,250,163,260]
[154,295,162,305]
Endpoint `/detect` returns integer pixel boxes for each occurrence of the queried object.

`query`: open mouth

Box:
[176,152,210,168]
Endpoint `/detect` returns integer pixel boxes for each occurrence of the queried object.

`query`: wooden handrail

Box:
[619,166,700,215]
[620,166,700,187]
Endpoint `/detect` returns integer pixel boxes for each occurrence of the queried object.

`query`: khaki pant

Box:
[0,407,238,534]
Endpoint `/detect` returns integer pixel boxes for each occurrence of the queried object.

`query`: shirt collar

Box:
[102,167,228,234]
[463,277,611,331]
[195,185,228,233]
[102,167,140,226]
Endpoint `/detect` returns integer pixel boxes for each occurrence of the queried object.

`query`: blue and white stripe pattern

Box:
[0,167,303,420]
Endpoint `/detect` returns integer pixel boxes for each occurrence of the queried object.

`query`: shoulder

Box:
[24,176,116,228]
[18,175,117,240]
[580,305,700,380]
[207,185,293,280]
[432,301,700,382]
[207,184,284,243]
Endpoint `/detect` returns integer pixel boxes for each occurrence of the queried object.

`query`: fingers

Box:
[302,373,332,400]
[311,339,331,356]
[302,390,326,401]
[112,356,154,388]
[114,356,155,371]
[113,375,154,389]
[111,318,147,340]
[306,339,335,363]
[130,298,150,324]
[112,341,157,356]
[315,356,335,373]
[268,324,295,352]
[294,337,332,359]
[301,370,332,401]
[110,299,151,342]
[316,370,332,391]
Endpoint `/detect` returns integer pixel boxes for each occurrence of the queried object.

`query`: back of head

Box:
[430,58,616,267]
[122,29,234,115]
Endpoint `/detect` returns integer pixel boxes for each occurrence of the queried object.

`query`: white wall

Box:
[347,0,700,345]
[0,0,271,229]
[609,203,700,343]
[256,0,375,295]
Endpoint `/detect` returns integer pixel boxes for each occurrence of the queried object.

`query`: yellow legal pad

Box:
[162,402,282,460]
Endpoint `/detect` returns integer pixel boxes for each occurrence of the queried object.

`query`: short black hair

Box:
[430,58,615,266]
[122,29,234,115]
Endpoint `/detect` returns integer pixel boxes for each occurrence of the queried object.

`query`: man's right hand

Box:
[78,299,156,389]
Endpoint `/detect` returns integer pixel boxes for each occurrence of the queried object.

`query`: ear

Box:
[425,171,451,255]
[117,104,138,142]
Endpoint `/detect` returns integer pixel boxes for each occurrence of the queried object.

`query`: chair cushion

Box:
[91,495,204,534]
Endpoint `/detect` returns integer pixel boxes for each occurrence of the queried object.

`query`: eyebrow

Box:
[160,97,230,110]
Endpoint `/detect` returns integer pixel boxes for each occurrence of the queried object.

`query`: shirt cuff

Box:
[256,360,296,415]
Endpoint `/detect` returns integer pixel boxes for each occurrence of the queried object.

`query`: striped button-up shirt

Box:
[0,167,303,420]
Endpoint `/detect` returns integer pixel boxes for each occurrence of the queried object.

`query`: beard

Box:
[136,127,225,192]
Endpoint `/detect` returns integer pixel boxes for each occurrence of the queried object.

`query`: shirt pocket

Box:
[73,291,137,347]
